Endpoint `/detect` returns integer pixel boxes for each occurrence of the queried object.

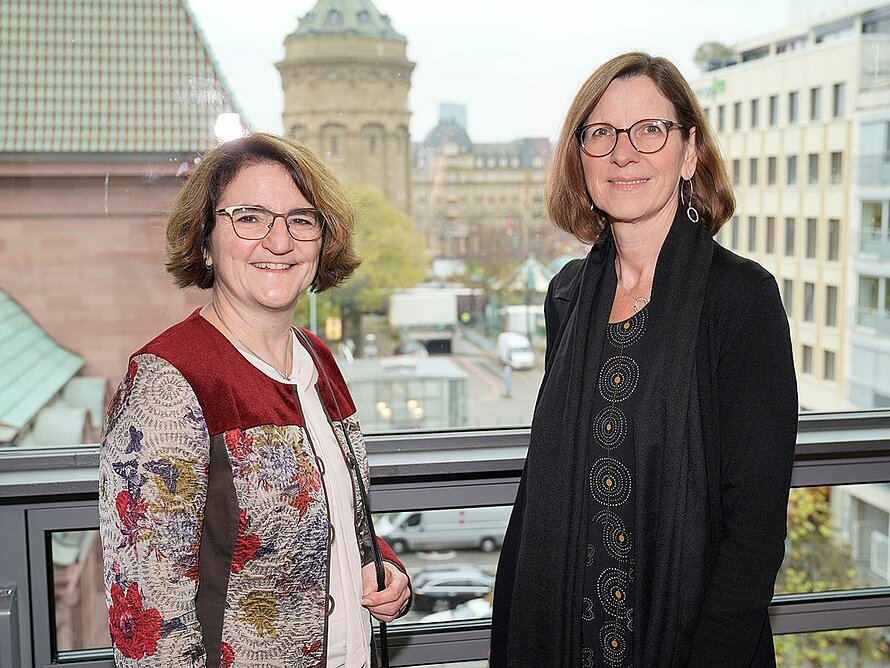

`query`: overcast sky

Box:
[187,0,857,143]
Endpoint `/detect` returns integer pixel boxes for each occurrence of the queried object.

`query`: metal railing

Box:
[2,412,890,666]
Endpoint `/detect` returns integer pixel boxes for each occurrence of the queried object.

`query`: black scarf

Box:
[492,207,714,667]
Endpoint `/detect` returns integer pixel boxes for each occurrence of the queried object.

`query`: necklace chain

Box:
[615,257,650,314]
[211,299,291,379]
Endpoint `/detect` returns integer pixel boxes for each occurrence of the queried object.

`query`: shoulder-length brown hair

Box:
[545,52,735,243]
[166,132,361,292]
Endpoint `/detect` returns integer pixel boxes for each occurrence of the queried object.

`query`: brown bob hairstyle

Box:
[545,52,735,244]
[166,132,361,292]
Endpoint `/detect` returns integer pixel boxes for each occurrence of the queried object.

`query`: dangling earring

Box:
[590,203,595,211]
[681,178,700,223]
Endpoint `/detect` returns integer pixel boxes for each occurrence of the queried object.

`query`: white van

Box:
[496,332,535,370]
[376,506,512,554]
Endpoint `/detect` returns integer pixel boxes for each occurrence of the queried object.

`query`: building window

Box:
[731,215,739,249]
[827,218,840,261]
[810,86,822,121]
[748,216,757,252]
[329,136,339,156]
[766,216,776,254]
[826,285,838,327]
[718,104,725,132]
[830,151,843,184]
[783,279,794,316]
[802,345,813,374]
[785,217,796,256]
[368,136,377,154]
[732,159,740,186]
[788,91,799,123]
[750,98,759,129]
[769,94,778,126]
[786,155,798,185]
[808,153,819,185]
[858,275,880,326]
[832,82,846,118]
[824,350,836,381]
[804,282,815,322]
[806,218,817,259]
[749,157,758,186]
[767,156,777,185]
[733,101,741,131]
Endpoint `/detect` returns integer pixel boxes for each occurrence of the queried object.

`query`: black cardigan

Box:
[491,210,798,667]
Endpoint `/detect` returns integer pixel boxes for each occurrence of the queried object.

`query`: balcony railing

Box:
[858,154,890,186]
[2,415,890,666]
[860,227,888,255]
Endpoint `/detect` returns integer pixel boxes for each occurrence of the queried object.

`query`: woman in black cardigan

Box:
[490,52,797,667]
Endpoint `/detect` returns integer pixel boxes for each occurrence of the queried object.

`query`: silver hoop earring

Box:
[590,203,595,211]
[681,178,700,223]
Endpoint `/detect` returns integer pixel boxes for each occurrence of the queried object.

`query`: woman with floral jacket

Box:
[99,133,411,668]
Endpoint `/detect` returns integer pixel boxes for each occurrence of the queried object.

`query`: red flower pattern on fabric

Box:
[225,429,254,461]
[220,642,235,668]
[231,509,261,574]
[108,582,162,659]
[115,490,148,546]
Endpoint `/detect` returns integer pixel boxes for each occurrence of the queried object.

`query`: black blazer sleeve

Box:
[689,276,798,663]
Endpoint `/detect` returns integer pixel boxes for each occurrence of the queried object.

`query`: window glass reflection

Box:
[775,626,889,665]
[49,530,109,653]
[777,485,890,595]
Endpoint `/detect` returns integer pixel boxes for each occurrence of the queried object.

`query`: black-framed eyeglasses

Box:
[214,205,324,242]
[575,118,685,158]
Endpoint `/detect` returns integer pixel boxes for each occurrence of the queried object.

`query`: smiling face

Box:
[581,75,697,229]
[206,161,321,319]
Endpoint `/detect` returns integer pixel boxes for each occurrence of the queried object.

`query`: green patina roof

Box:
[291,0,406,41]
[0,0,244,153]
[0,291,84,442]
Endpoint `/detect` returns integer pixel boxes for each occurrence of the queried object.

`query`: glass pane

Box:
[776,485,890,595]
[373,506,509,624]
[3,0,889,442]
[49,530,110,653]
[775,626,889,666]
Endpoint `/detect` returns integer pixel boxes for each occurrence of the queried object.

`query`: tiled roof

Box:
[291,0,405,41]
[0,0,243,153]
[0,290,84,444]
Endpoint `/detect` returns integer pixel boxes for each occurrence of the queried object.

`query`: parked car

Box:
[375,506,511,554]
[411,564,494,612]
[421,596,493,623]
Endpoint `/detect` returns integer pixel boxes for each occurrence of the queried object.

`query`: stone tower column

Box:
[277,0,414,213]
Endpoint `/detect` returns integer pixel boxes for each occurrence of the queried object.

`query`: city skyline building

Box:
[693,1,890,412]
[412,108,559,268]
[277,0,415,213]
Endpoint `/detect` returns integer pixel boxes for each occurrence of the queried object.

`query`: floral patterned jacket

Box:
[98,311,403,667]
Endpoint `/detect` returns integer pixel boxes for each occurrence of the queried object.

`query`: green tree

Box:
[774,488,885,666]
[295,186,426,348]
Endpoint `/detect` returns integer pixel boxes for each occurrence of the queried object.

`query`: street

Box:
[450,331,544,428]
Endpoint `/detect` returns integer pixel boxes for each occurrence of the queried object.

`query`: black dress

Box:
[582,305,649,667]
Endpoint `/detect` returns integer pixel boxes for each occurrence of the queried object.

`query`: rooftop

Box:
[0,0,243,153]
[289,0,406,42]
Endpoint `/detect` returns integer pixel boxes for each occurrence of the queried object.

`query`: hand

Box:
[361,561,411,623]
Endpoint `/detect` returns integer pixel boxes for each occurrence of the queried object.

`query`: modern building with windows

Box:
[694,1,890,411]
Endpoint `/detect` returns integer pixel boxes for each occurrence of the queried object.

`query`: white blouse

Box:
[235,330,371,668]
